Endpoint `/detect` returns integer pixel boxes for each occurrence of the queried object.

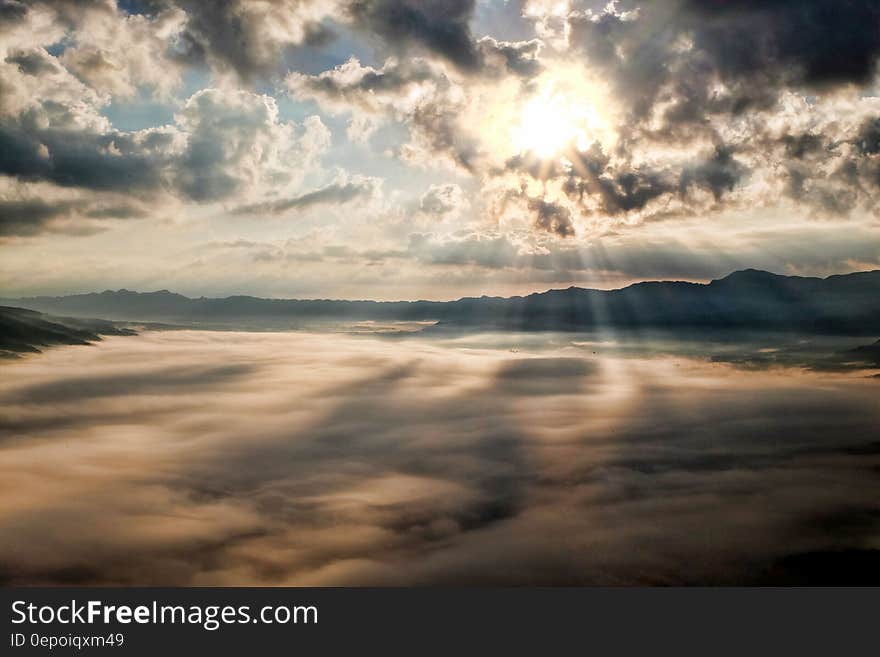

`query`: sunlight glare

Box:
[511,81,607,160]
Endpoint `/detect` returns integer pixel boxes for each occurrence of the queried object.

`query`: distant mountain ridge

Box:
[2,269,880,335]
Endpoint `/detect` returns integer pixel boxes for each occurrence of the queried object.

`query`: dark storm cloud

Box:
[0,199,80,236]
[569,1,880,125]
[855,117,880,156]
[0,0,103,27]
[347,0,479,71]
[781,132,827,160]
[166,0,279,77]
[539,140,732,228]
[527,198,574,237]
[119,0,517,82]
[678,146,746,201]
[121,0,337,80]
[0,198,148,237]
[233,179,376,215]
[0,120,168,192]
[5,49,58,75]
[596,170,674,214]
[0,0,28,23]
[408,103,480,171]
[566,5,672,121]
[683,0,880,90]
[0,331,878,585]
[500,141,735,234]
[559,145,676,216]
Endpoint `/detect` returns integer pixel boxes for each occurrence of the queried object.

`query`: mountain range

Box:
[2,269,879,335]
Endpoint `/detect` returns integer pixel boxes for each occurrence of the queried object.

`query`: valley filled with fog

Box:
[1,329,878,585]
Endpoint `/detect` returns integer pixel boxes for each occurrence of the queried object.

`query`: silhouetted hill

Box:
[850,338,880,365]
[0,306,135,357]
[2,269,879,335]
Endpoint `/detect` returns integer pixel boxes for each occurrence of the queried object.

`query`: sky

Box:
[1,0,880,300]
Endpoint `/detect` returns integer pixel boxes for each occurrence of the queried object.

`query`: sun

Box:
[506,67,616,161]
[512,90,590,158]
[475,64,616,165]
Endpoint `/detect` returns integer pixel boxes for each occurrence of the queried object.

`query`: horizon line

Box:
[2,268,880,306]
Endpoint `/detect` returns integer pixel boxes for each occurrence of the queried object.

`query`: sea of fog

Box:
[1,329,878,585]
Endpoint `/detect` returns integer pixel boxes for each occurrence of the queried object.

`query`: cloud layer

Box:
[0,330,878,585]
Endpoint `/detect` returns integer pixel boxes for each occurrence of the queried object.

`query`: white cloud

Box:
[174,88,330,202]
